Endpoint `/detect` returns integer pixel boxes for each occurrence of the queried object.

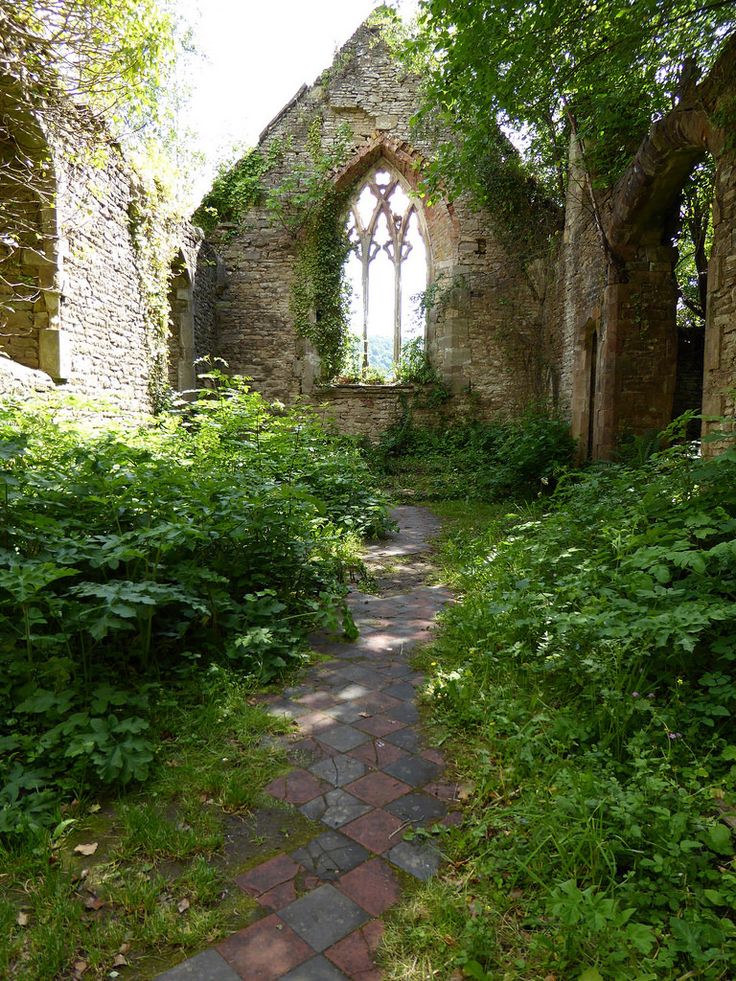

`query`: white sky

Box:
[177,0,419,203]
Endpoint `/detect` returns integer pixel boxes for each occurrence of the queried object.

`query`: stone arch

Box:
[167,248,195,391]
[333,138,463,385]
[0,77,63,379]
[588,38,736,457]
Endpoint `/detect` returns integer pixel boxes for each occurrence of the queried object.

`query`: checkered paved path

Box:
[157,506,455,980]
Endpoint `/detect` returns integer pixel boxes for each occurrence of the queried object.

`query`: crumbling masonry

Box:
[2,20,735,458]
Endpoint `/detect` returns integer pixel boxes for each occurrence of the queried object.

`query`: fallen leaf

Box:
[84,895,105,910]
[509,888,524,900]
[74,842,98,856]
[88,803,101,813]
[359,712,371,718]
[119,944,130,955]
[16,911,29,927]
[457,782,475,800]
[73,960,88,976]
[177,898,190,914]
[112,954,128,967]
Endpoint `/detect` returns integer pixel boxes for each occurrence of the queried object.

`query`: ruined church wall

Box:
[53,129,154,408]
[210,23,546,434]
[543,153,608,452]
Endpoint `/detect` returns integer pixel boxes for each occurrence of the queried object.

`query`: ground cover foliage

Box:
[1,672,296,980]
[0,377,390,839]
[383,434,736,978]
[376,411,576,502]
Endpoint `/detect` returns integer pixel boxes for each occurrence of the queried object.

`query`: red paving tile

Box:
[421,748,446,766]
[353,714,406,737]
[346,771,412,807]
[337,858,402,916]
[325,919,385,978]
[348,739,407,769]
[424,780,458,801]
[256,879,298,912]
[296,711,336,736]
[341,809,406,854]
[264,769,327,805]
[217,914,312,979]
[235,854,301,897]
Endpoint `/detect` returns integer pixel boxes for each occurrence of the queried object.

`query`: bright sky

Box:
[178,0,420,203]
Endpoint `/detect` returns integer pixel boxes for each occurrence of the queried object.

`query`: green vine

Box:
[289,190,352,381]
[193,147,269,234]
[267,118,353,382]
[195,112,356,382]
[128,175,179,412]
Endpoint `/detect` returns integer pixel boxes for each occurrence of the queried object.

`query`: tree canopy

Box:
[0,0,176,140]
[412,0,736,200]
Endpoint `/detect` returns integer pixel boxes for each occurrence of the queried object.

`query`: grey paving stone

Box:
[281,955,349,980]
[318,724,370,752]
[310,753,367,787]
[379,662,414,678]
[385,791,447,825]
[334,683,373,702]
[291,830,369,880]
[384,727,422,752]
[280,883,369,951]
[386,701,420,724]
[387,839,442,881]
[383,755,442,787]
[268,699,310,720]
[155,949,241,980]
[383,681,417,701]
[299,788,372,828]
[322,701,367,724]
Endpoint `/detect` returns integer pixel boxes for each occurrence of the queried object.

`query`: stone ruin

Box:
[1,17,735,458]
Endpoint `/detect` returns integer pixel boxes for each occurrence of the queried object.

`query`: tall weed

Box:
[410,443,736,978]
[0,381,389,835]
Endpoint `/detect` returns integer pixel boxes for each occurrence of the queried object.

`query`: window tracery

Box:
[344,166,427,373]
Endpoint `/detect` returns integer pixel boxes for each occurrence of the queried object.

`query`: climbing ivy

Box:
[193,148,268,233]
[128,175,179,411]
[289,190,352,382]
[266,118,354,382]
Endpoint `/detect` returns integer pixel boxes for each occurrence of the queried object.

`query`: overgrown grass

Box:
[376,411,576,503]
[382,438,736,979]
[0,667,299,979]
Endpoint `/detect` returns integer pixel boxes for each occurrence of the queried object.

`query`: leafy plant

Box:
[385,430,736,978]
[0,381,389,835]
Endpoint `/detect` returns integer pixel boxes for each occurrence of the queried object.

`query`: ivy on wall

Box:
[193,149,268,234]
[289,189,352,382]
[128,176,180,411]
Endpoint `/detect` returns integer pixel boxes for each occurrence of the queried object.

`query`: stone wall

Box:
[703,146,736,430]
[544,36,736,457]
[209,20,547,423]
[54,131,154,407]
[0,75,211,411]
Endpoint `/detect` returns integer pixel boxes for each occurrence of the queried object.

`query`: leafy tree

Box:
[0,0,176,137]
[412,0,735,200]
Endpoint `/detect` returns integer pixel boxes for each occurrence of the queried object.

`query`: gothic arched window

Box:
[344,166,428,374]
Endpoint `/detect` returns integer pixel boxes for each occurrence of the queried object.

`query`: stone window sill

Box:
[314,382,415,395]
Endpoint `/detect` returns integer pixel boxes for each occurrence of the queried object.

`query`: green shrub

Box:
[0,380,389,835]
[403,440,736,978]
[378,411,576,500]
